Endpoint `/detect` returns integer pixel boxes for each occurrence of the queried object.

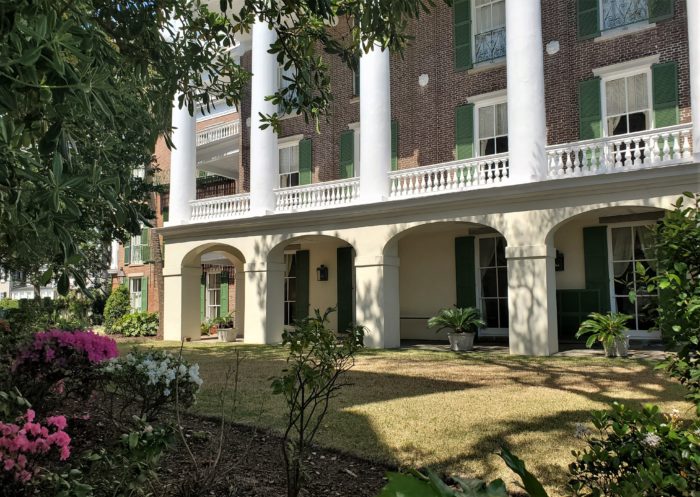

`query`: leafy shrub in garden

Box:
[101,349,203,421]
[103,286,131,333]
[11,330,118,409]
[111,312,159,337]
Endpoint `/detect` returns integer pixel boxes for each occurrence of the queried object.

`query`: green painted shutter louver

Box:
[339,130,354,179]
[455,104,474,160]
[453,0,472,70]
[337,247,354,332]
[124,240,131,265]
[579,78,602,140]
[583,226,611,313]
[652,61,679,128]
[140,276,148,312]
[299,138,313,185]
[577,0,600,39]
[295,250,310,323]
[649,0,674,22]
[141,228,151,262]
[391,120,399,171]
[200,272,206,323]
[455,236,476,308]
[220,271,229,316]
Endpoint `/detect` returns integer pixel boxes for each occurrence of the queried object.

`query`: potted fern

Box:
[428,307,486,352]
[217,311,237,342]
[576,312,632,357]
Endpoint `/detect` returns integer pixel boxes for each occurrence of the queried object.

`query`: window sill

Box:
[467,59,506,75]
[594,22,656,43]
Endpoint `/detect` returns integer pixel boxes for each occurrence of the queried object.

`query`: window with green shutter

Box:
[140,276,148,312]
[453,0,472,70]
[140,228,151,262]
[652,61,679,128]
[455,236,476,308]
[200,272,206,323]
[124,240,131,265]
[294,251,310,323]
[220,271,229,315]
[649,0,674,23]
[577,0,600,39]
[583,226,611,313]
[455,104,474,160]
[337,247,354,332]
[299,138,313,185]
[339,130,354,179]
[391,120,398,171]
[579,78,602,140]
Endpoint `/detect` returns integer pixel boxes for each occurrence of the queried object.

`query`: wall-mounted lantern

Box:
[555,250,565,272]
[316,265,329,282]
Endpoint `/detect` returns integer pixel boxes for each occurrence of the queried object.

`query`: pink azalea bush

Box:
[14,329,118,367]
[0,409,71,483]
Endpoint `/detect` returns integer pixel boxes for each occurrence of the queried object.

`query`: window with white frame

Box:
[129,278,142,311]
[478,236,508,330]
[278,64,297,112]
[476,102,508,156]
[604,71,651,136]
[206,272,221,320]
[609,224,657,331]
[349,123,361,175]
[283,253,297,326]
[473,0,506,64]
[601,0,649,32]
[279,142,300,188]
[130,234,142,264]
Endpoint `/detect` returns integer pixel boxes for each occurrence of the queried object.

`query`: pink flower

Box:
[46,416,67,431]
[3,458,15,471]
[24,410,35,423]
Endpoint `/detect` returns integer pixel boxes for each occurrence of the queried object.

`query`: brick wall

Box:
[238,0,690,188]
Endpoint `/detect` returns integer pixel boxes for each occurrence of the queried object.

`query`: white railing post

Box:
[688,0,700,161]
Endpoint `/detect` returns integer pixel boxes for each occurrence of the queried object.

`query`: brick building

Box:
[155,0,696,354]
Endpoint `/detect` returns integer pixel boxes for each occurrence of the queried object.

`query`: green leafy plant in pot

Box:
[428,307,486,352]
[217,311,237,342]
[576,312,632,357]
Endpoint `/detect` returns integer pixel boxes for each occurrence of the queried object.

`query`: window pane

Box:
[609,116,628,135]
[482,299,499,328]
[636,296,657,330]
[615,296,636,318]
[498,267,508,296]
[498,299,509,328]
[479,238,495,267]
[611,227,633,261]
[492,1,505,28]
[495,136,509,154]
[481,268,498,298]
[495,103,508,135]
[495,237,506,265]
[613,262,633,295]
[480,138,496,156]
[627,73,648,113]
[479,106,495,139]
[606,78,626,116]
[627,111,648,133]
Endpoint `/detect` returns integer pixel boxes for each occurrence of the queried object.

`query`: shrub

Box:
[100,349,203,421]
[569,402,700,496]
[104,286,131,333]
[11,330,118,409]
[428,307,486,334]
[112,312,159,337]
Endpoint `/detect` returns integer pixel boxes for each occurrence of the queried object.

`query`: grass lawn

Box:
[123,341,690,496]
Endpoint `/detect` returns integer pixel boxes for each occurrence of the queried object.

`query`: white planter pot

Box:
[217,328,238,342]
[603,336,629,357]
[447,332,475,352]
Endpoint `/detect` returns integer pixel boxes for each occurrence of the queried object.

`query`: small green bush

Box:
[112,312,159,337]
[103,286,131,332]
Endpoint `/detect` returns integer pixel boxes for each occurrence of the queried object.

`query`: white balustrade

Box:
[388,153,510,199]
[190,193,251,221]
[196,121,240,147]
[274,178,360,211]
[546,124,693,178]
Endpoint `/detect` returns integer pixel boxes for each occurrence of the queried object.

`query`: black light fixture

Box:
[316,265,329,282]
[555,250,565,272]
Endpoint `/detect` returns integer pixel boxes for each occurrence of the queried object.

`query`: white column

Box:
[505,0,547,182]
[359,46,391,203]
[242,261,285,344]
[168,97,197,224]
[163,266,201,341]
[109,240,120,272]
[354,255,400,348]
[688,0,700,160]
[506,245,558,356]
[249,20,279,215]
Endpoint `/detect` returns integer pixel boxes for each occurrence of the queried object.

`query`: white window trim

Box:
[278,134,304,148]
[205,270,222,320]
[471,0,507,67]
[348,122,361,175]
[471,94,508,158]
[474,233,508,337]
[605,221,661,339]
[598,65,654,137]
[595,0,655,41]
[129,278,142,312]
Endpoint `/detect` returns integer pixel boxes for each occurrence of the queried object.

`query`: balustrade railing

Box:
[546,124,693,178]
[274,178,360,211]
[196,120,240,146]
[389,153,509,199]
[190,193,250,221]
[474,26,506,64]
[602,0,649,31]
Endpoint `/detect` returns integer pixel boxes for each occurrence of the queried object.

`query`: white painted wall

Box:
[553,215,592,290]
[300,239,347,332]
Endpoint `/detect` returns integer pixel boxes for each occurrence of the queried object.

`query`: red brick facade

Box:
[238,0,690,190]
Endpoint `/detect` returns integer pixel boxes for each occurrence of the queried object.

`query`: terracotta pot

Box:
[447,332,475,352]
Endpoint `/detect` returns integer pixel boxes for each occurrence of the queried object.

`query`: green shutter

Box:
[220,271,229,316]
[200,272,206,323]
[298,138,312,185]
[455,236,476,308]
[337,247,354,332]
[140,276,148,312]
[453,0,472,70]
[579,78,602,140]
[339,130,354,179]
[649,0,674,22]
[391,120,399,171]
[652,61,679,128]
[295,250,310,323]
[577,0,600,39]
[162,207,169,223]
[353,68,360,97]
[455,104,474,160]
[583,226,611,313]
[124,240,131,265]
[141,228,151,262]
